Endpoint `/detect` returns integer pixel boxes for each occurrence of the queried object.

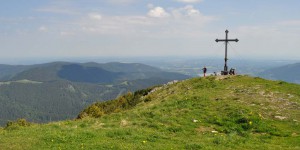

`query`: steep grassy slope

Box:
[0,75,299,149]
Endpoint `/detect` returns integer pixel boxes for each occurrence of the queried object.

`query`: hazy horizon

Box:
[0,56,298,66]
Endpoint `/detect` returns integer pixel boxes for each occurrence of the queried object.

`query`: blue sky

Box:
[0,0,300,61]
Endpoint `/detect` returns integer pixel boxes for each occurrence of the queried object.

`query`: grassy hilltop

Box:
[0,75,299,149]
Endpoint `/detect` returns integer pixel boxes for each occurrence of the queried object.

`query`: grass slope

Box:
[0,75,299,149]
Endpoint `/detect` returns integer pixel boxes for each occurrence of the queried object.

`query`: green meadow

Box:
[1,75,299,149]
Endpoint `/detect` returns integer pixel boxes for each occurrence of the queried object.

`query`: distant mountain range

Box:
[259,62,300,84]
[0,62,189,125]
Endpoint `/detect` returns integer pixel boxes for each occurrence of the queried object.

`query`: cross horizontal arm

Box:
[215,39,239,42]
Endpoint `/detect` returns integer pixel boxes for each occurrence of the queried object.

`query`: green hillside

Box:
[0,75,299,149]
[0,62,189,126]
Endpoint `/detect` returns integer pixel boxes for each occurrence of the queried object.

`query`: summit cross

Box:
[216,30,239,75]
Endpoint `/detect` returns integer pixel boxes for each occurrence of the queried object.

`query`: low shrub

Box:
[77,87,153,119]
[5,118,32,129]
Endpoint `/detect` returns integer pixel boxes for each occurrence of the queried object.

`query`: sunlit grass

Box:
[0,75,299,149]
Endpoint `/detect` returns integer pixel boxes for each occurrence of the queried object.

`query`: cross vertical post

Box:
[215,30,239,75]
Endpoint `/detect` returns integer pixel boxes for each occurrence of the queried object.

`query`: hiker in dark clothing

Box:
[229,68,233,75]
[229,68,236,75]
[202,66,207,77]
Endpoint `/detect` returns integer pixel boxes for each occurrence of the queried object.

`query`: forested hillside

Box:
[0,62,189,126]
[0,64,33,81]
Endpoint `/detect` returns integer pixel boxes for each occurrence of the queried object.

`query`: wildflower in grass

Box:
[51,139,54,142]
[249,121,253,125]
[142,140,147,144]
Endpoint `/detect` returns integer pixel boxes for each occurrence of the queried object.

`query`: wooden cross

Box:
[216,30,239,75]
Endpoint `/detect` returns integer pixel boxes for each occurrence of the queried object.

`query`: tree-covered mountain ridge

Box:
[0,62,189,126]
[1,75,299,149]
[1,61,188,83]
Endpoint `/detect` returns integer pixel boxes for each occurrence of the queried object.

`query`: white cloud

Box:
[147,7,170,18]
[176,0,203,3]
[185,5,200,16]
[88,13,102,20]
[38,26,48,32]
[79,15,155,35]
[172,5,201,17]
[73,4,216,38]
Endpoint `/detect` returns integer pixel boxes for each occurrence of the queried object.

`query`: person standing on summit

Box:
[202,66,207,77]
